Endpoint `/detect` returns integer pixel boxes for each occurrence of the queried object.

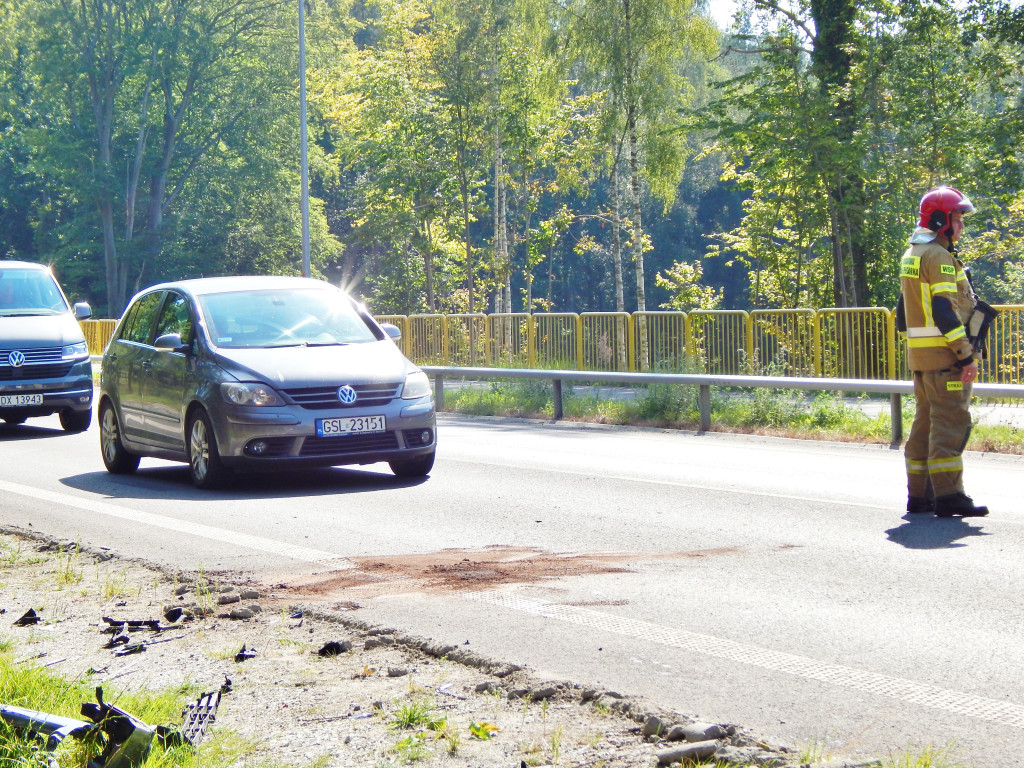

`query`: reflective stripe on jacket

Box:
[898,240,976,372]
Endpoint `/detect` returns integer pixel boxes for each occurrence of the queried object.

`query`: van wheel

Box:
[188,410,232,489]
[100,403,140,473]
[389,450,435,478]
[60,408,92,433]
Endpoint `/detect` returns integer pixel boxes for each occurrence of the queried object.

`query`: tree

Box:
[565,0,717,310]
[21,0,300,314]
[315,0,472,313]
[708,0,1024,310]
[427,0,492,312]
[655,259,723,310]
[562,0,717,369]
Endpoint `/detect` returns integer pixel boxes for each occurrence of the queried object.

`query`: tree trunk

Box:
[611,162,625,314]
[423,221,436,310]
[493,120,508,314]
[810,0,867,306]
[610,161,627,368]
[627,111,649,369]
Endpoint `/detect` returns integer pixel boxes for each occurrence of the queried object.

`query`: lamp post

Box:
[299,0,310,277]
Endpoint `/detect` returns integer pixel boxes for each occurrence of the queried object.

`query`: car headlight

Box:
[62,341,90,361]
[221,382,284,407]
[401,370,431,400]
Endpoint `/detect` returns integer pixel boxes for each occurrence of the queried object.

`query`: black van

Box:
[0,261,94,431]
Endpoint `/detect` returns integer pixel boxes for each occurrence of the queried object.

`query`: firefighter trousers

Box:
[905,369,973,499]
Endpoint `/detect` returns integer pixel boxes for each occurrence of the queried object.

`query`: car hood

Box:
[0,313,84,350]
[211,340,414,386]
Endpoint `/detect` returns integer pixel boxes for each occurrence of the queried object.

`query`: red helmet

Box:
[918,186,976,229]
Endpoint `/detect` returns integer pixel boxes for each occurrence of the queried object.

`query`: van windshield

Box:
[0,269,69,317]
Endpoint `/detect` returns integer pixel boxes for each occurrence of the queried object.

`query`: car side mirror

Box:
[380,323,402,342]
[73,302,92,320]
[154,333,189,353]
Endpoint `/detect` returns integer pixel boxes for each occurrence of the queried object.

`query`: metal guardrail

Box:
[81,305,1024,383]
[422,365,1024,445]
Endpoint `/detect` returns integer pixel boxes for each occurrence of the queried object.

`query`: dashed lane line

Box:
[466,588,1024,729]
[0,480,354,569]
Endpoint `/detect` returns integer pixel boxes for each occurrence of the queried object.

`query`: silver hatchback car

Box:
[98,276,436,488]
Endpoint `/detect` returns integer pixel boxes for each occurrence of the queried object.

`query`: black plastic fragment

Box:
[317,640,353,657]
[114,643,146,657]
[13,608,40,626]
[163,607,184,623]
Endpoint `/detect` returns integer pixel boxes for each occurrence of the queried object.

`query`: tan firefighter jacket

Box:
[899,228,977,372]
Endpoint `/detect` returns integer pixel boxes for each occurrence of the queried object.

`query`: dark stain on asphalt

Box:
[262,545,746,602]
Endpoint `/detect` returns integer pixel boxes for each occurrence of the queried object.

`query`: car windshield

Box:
[198,288,380,349]
[0,269,69,317]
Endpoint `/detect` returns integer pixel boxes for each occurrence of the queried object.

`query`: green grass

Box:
[0,646,310,768]
[882,742,963,768]
[388,697,445,731]
[442,380,1023,454]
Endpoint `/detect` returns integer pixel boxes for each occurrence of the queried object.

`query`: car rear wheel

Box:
[100,403,140,474]
[188,410,232,489]
[389,450,435,478]
[60,407,92,433]
[3,416,26,425]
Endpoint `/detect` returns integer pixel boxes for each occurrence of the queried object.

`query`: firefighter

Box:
[896,185,989,517]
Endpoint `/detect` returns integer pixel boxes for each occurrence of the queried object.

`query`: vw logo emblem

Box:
[8,350,25,368]
[337,385,357,404]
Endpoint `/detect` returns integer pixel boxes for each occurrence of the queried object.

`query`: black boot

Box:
[906,496,934,514]
[934,492,989,518]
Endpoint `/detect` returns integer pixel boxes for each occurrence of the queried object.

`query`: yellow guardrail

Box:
[80,305,1024,383]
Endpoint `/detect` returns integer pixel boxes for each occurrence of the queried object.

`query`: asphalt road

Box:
[2,411,1023,766]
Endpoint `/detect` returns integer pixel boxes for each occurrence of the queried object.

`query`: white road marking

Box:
[0,480,354,569]
[466,588,1024,729]
[445,456,891,509]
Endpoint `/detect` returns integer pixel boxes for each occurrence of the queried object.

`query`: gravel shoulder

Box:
[0,527,854,768]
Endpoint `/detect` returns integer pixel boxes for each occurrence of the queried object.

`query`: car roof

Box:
[141,275,339,298]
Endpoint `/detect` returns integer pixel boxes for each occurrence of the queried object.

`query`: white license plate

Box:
[316,414,386,437]
[0,393,43,407]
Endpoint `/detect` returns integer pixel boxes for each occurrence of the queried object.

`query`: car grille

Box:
[0,346,74,381]
[300,432,400,456]
[283,382,402,410]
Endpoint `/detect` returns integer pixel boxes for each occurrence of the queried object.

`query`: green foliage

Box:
[445,378,554,417]
[701,0,1024,309]
[883,742,963,768]
[656,260,724,310]
[634,383,698,422]
[3,0,1024,321]
[0,644,303,768]
[389,697,445,731]
[441,379,931,446]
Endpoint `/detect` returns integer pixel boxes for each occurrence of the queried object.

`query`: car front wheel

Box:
[60,407,92,433]
[389,450,435,478]
[100,403,140,474]
[188,410,232,489]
